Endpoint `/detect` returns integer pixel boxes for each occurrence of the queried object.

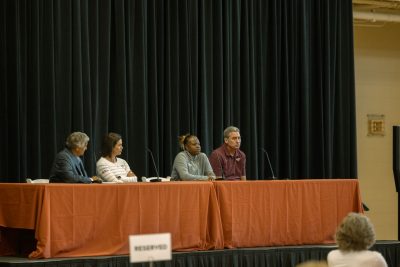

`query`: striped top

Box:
[96,157,137,183]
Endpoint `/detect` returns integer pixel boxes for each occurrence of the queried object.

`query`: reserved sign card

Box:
[129,233,172,263]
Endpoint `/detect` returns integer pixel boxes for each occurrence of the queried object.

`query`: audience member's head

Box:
[296,260,328,267]
[335,212,375,251]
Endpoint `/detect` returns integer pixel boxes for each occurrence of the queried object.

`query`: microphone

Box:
[146,148,161,182]
[260,148,276,180]
[216,155,225,180]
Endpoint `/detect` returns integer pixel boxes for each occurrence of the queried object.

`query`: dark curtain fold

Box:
[0,0,356,182]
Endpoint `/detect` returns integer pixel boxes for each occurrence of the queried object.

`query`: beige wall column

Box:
[354,23,400,239]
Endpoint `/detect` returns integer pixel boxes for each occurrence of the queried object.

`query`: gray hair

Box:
[224,126,240,140]
[335,212,376,251]
[65,132,90,149]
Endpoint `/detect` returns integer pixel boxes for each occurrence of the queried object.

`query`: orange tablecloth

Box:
[0,182,224,258]
[213,179,363,248]
[0,179,362,259]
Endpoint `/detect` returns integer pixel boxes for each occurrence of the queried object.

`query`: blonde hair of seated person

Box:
[296,260,328,267]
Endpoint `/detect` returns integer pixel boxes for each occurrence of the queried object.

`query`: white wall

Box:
[354,23,400,239]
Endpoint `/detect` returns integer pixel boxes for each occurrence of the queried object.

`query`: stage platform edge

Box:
[1,241,400,267]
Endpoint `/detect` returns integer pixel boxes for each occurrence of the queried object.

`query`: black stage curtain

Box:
[0,0,356,182]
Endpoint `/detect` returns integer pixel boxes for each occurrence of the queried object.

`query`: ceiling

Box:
[353,0,400,25]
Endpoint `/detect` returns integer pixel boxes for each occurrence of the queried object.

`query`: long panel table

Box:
[0,182,224,259]
[213,179,363,248]
[0,179,362,259]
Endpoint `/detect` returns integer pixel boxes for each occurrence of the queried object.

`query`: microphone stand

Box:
[146,148,161,182]
[260,148,276,180]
